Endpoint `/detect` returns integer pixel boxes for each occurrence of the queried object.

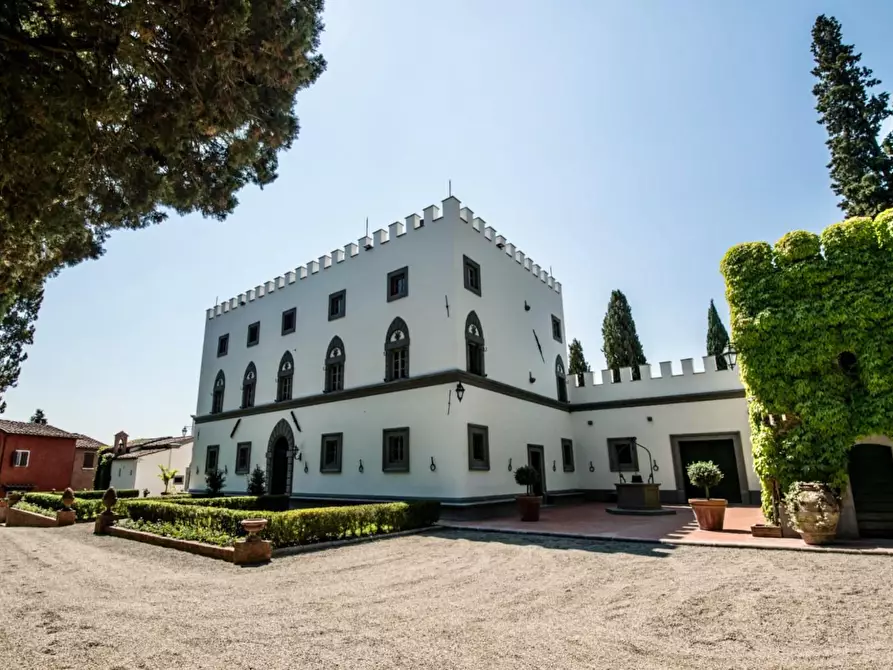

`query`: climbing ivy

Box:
[720,209,893,521]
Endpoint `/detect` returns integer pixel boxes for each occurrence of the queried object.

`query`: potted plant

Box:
[514,465,542,522]
[784,482,839,545]
[687,460,726,531]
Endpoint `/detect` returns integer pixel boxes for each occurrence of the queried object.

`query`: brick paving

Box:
[441,502,893,553]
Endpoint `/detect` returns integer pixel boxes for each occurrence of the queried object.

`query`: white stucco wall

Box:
[111,443,194,497]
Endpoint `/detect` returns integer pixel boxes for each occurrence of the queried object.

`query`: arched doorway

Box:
[848,442,893,538]
[266,419,295,496]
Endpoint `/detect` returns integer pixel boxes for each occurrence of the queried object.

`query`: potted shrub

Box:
[784,482,839,545]
[687,460,726,531]
[514,465,542,522]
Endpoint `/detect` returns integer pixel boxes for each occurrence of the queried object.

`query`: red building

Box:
[71,434,104,491]
[0,419,78,495]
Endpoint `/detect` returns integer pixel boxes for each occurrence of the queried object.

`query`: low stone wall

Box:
[107,526,235,562]
[7,507,57,528]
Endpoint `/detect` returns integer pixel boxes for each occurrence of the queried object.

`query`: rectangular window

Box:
[382,428,410,472]
[82,452,96,469]
[463,255,481,296]
[217,334,229,357]
[467,341,484,376]
[211,388,224,414]
[277,375,293,402]
[320,433,343,473]
[173,475,184,485]
[608,437,639,472]
[241,380,255,409]
[328,289,346,321]
[551,315,563,343]
[281,307,297,335]
[388,348,408,381]
[206,445,220,474]
[467,424,490,471]
[326,363,344,392]
[561,438,575,472]
[387,266,409,302]
[235,442,251,475]
[247,321,260,347]
[12,450,30,467]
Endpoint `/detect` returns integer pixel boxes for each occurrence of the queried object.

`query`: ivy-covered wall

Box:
[720,209,893,521]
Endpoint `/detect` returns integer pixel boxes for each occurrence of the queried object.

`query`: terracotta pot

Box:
[240,518,268,541]
[689,498,727,531]
[516,495,542,522]
[787,483,839,545]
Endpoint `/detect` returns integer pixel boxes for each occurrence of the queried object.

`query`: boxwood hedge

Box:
[120,500,440,549]
[70,489,139,500]
[22,493,107,521]
[143,494,290,511]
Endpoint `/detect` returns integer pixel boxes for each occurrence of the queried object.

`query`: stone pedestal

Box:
[0,503,7,524]
[233,538,272,565]
[94,510,116,535]
[56,510,76,527]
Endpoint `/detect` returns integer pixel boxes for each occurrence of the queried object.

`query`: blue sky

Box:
[6,0,893,442]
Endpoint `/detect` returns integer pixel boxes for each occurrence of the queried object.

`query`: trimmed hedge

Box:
[68,489,140,500]
[143,495,290,511]
[23,493,107,522]
[121,500,440,549]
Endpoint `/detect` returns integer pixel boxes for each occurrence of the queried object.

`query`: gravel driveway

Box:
[2,524,892,670]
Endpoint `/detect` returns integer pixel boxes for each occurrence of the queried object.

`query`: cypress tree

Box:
[601,290,647,382]
[568,338,591,386]
[707,299,731,371]
[811,15,893,217]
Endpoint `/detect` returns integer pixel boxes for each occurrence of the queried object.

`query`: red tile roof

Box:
[74,434,105,450]
[0,419,77,439]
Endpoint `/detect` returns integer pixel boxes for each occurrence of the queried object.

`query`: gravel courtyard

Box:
[2,525,893,670]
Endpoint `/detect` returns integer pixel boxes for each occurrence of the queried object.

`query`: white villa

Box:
[189,196,759,513]
[110,432,194,497]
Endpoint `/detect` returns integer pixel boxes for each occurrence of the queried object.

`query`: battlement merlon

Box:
[206,195,562,319]
[567,355,744,405]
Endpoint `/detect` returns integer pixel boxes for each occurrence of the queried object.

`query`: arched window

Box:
[385,317,410,382]
[276,351,294,402]
[465,311,485,376]
[241,363,257,409]
[211,370,225,414]
[555,356,568,403]
[325,336,345,393]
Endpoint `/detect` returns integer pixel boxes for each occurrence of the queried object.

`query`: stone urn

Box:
[785,482,840,545]
[94,487,119,534]
[8,491,22,506]
[240,518,268,541]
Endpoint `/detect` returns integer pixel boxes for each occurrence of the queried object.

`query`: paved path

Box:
[2,524,893,669]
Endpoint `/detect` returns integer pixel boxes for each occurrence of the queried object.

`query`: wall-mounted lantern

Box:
[455,382,465,403]
[723,343,738,370]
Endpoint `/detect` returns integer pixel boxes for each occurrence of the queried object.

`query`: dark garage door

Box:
[849,443,893,538]
[677,438,742,503]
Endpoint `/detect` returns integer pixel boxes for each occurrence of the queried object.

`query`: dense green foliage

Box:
[721,209,893,521]
[0,284,42,413]
[0,0,326,405]
[568,338,591,385]
[29,408,46,424]
[514,465,540,495]
[205,469,226,495]
[706,300,730,371]
[92,449,114,490]
[601,290,647,382]
[121,500,441,549]
[686,461,724,499]
[118,518,236,547]
[70,489,139,500]
[13,500,55,518]
[144,495,289,511]
[23,492,105,521]
[811,15,893,218]
[247,465,267,496]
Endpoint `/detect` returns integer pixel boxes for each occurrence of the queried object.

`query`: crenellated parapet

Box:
[206,195,561,320]
[567,355,744,405]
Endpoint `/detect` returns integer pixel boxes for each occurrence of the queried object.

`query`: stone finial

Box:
[102,487,118,513]
[61,487,75,511]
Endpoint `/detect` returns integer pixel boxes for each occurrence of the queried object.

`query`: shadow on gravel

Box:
[430,528,676,558]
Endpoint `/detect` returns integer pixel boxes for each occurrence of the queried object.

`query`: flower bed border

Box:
[6,506,58,527]
[106,525,235,562]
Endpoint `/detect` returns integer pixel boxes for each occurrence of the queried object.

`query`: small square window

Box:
[463,256,481,296]
[173,475,184,485]
[217,334,229,357]
[551,315,563,343]
[467,424,490,471]
[247,321,260,347]
[608,437,639,472]
[12,450,30,467]
[82,452,96,469]
[561,438,575,472]
[282,308,297,335]
[328,290,346,321]
[387,267,409,302]
[320,433,343,473]
[206,445,220,474]
[235,442,251,475]
[382,428,410,472]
